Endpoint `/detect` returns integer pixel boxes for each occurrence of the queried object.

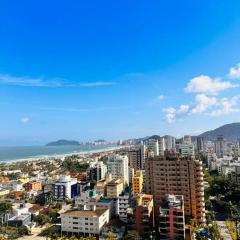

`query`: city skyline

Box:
[1,1,240,145]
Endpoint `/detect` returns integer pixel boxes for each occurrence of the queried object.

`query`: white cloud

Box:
[228,63,240,79]
[185,75,237,95]
[163,105,190,123]
[157,95,165,100]
[163,107,176,124]
[20,117,30,124]
[211,95,240,117]
[179,104,190,113]
[163,65,240,122]
[0,74,116,88]
[191,94,217,114]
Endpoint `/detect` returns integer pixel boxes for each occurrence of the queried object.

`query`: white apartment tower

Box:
[183,135,192,145]
[107,155,129,186]
[147,139,159,156]
[158,137,166,156]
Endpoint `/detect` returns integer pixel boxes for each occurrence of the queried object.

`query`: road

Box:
[216,221,232,240]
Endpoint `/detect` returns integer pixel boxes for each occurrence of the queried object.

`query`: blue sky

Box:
[1,1,240,145]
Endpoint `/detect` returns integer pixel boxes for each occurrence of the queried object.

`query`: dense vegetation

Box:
[204,170,240,239]
[205,170,240,212]
[61,156,89,172]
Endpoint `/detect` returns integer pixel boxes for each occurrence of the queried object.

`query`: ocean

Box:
[0,145,118,162]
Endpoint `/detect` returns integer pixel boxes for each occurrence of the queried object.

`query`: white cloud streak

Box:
[0,74,116,88]
[40,106,129,112]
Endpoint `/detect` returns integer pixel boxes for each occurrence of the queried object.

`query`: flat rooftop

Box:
[62,208,107,218]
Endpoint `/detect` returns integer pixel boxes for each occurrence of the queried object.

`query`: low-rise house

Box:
[19,175,30,184]
[11,181,24,191]
[0,176,9,184]
[28,204,44,216]
[0,188,10,197]
[24,180,42,192]
[71,172,87,182]
[75,190,115,218]
[8,213,31,227]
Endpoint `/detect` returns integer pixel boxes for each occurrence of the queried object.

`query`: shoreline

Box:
[0,145,126,164]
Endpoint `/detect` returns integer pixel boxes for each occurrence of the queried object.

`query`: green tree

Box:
[229,203,240,240]
[48,192,56,206]
[18,226,29,236]
[49,208,58,222]
[34,214,50,226]
[0,201,12,225]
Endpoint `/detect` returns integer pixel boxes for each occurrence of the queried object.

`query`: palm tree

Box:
[0,235,7,240]
[69,236,78,240]
[107,230,116,240]
[48,192,56,206]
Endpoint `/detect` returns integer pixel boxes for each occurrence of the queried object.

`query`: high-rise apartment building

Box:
[197,137,204,153]
[159,194,185,240]
[129,145,146,171]
[118,193,130,223]
[145,153,205,225]
[158,137,166,156]
[135,194,154,239]
[215,135,225,158]
[54,176,78,201]
[178,143,195,157]
[140,144,147,166]
[90,161,107,182]
[107,155,129,186]
[132,170,143,195]
[164,136,176,150]
[147,139,159,156]
[183,135,192,145]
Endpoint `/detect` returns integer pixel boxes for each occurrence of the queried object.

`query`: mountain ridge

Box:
[198,122,240,141]
[46,139,80,146]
